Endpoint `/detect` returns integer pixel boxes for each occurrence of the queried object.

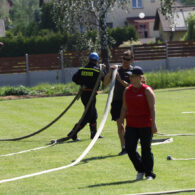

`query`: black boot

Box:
[67,124,80,141]
[90,123,104,139]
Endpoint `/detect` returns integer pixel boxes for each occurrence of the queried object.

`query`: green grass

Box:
[146,68,195,89]
[1,68,195,97]
[0,87,194,194]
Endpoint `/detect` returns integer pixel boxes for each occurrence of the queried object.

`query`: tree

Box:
[53,0,130,70]
[53,0,175,69]
[179,0,195,6]
[0,0,7,18]
[0,0,11,28]
[183,14,195,41]
[160,0,175,17]
[9,0,40,32]
[40,2,57,31]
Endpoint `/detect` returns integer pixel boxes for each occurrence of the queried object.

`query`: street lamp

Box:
[139,12,145,19]
[138,12,145,38]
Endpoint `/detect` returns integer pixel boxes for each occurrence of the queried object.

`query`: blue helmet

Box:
[89,52,99,61]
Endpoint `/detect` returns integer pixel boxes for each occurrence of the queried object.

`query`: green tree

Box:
[184,14,195,40]
[0,0,11,28]
[9,0,40,33]
[40,2,57,31]
[108,25,138,47]
[53,0,175,69]
[0,0,7,18]
[160,0,175,17]
[53,0,131,70]
[179,0,195,6]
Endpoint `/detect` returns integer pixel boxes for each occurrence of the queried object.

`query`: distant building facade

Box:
[107,0,182,39]
[154,6,195,42]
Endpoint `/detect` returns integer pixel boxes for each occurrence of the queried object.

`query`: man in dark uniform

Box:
[104,50,133,155]
[67,52,105,141]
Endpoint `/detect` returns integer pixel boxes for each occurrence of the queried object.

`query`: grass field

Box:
[0,87,195,194]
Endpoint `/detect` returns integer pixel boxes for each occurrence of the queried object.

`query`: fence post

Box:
[130,44,135,66]
[60,50,65,83]
[165,42,169,70]
[25,53,31,86]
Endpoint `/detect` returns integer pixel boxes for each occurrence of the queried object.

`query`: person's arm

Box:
[103,65,117,86]
[145,87,157,134]
[116,74,130,87]
[72,70,81,85]
[119,88,128,125]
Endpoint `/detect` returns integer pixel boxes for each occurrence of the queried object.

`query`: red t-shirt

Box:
[125,83,152,128]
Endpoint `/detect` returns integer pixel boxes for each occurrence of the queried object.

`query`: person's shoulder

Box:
[144,84,154,95]
[142,83,151,88]
[90,64,102,73]
[144,84,153,91]
[80,64,98,70]
[127,84,133,90]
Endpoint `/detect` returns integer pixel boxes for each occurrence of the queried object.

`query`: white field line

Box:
[182,111,195,114]
[0,138,173,158]
[0,143,55,158]
[0,137,173,184]
[170,157,195,161]
[137,138,173,148]
[126,188,195,195]
[0,69,117,184]
[151,138,173,146]
[157,132,195,136]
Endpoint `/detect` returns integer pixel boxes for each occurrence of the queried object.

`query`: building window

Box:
[132,0,143,8]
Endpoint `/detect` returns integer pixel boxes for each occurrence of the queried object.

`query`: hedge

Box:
[0,26,138,57]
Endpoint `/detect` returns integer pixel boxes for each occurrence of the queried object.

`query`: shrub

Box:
[0,32,68,57]
[0,25,139,57]
[108,25,138,47]
[146,68,195,89]
[1,85,30,96]
[183,13,195,41]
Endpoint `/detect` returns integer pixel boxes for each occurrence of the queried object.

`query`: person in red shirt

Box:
[119,66,157,180]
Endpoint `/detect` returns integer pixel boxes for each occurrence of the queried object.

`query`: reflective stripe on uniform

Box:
[81,71,93,76]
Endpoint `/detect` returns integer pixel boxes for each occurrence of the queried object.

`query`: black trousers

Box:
[124,126,154,177]
[110,100,122,121]
[70,92,97,135]
[80,92,97,125]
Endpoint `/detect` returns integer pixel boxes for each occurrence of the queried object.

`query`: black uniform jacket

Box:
[72,62,105,90]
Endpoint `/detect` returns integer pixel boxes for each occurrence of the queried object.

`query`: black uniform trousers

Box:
[72,91,97,136]
[80,91,97,125]
[124,126,154,177]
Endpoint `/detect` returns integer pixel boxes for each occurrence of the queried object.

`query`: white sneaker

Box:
[146,176,153,180]
[136,172,144,180]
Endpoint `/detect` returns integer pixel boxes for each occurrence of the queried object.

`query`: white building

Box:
[107,0,182,39]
